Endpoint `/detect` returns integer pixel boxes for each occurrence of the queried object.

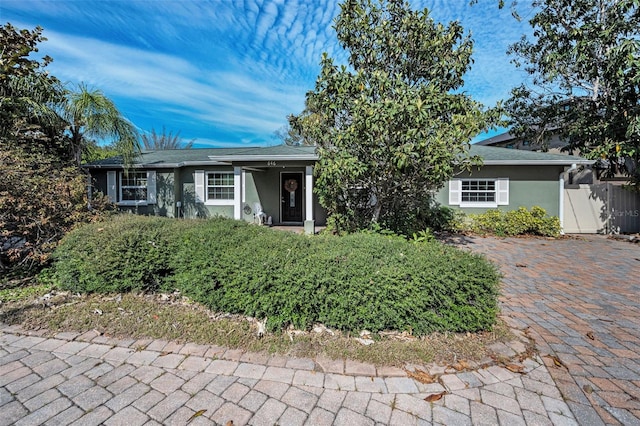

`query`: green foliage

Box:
[0,283,51,303]
[506,0,640,184]
[61,83,140,167]
[0,23,138,272]
[46,215,176,293]
[465,206,561,237]
[0,23,65,150]
[46,216,500,335]
[290,0,500,232]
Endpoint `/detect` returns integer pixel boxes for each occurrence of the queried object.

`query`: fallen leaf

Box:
[586,332,595,340]
[93,309,103,315]
[583,384,593,394]
[505,363,525,373]
[544,354,565,368]
[424,391,448,402]
[159,351,170,357]
[515,263,527,268]
[187,409,206,423]
[225,421,234,426]
[406,368,435,384]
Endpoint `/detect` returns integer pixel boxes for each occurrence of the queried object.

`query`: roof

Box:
[469,145,591,165]
[84,143,592,169]
[85,145,318,168]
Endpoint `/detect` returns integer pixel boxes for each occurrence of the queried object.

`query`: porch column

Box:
[234,166,242,220]
[304,165,315,234]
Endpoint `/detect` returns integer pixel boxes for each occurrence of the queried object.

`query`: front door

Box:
[281,172,303,222]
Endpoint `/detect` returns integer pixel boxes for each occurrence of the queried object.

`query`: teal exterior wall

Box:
[173,165,326,225]
[435,165,564,216]
[93,169,175,217]
[178,166,235,219]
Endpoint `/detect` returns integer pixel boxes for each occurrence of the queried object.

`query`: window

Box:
[462,180,495,203]
[194,170,235,205]
[207,172,234,201]
[449,178,508,208]
[121,172,148,202]
[106,170,156,205]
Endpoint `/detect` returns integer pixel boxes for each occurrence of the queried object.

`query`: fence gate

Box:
[564,183,640,234]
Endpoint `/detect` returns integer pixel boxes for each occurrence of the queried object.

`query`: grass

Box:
[0,288,518,367]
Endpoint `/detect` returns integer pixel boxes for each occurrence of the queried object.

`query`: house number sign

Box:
[267,161,277,166]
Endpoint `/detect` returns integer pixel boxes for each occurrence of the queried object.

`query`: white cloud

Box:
[2,0,533,146]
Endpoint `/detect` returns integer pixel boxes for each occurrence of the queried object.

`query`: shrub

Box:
[0,141,112,272]
[45,215,500,335]
[466,206,560,237]
[47,215,176,293]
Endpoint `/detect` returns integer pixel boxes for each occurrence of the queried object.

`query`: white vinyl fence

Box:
[564,183,640,234]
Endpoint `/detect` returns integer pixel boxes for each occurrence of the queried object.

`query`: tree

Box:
[272,124,307,146]
[0,24,65,148]
[290,0,499,233]
[0,24,111,272]
[0,139,110,272]
[60,83,139,167]
[140,126,194,150]
[505,0,640,183]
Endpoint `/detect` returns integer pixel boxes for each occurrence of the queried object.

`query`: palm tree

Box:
[140,126,195,150]
[59,83,139,167]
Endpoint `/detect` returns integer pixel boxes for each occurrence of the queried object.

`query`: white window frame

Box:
[202,171,235,205]
[107,170,156,206]
[449,178,508,208]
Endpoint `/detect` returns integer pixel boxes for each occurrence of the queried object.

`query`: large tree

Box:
[506,0,640,182]
[0,24,64,149]
[290,0,499,233]
[0,24,120,272]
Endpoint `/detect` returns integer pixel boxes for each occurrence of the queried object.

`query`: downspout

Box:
[559,163,577,235]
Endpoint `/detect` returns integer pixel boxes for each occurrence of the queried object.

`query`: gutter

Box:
[559,163,578,235]
[83,157,319,170]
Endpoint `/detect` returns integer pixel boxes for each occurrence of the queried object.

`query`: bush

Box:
[0,141,112,272]
[45,215,500,335]
[466,206,560,237]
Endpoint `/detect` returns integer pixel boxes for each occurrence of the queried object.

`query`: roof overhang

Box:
[207,154,319,162]
[481,159,595,166]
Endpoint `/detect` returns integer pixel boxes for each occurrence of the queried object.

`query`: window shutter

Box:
[107,171,117,202]
[449,179,461,205]
[195,170,205,203]
[497,178,509,205]
[147,171,157,204]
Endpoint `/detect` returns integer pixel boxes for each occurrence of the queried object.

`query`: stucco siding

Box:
[436,165,563,216]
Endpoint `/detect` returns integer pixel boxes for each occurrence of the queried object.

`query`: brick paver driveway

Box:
[463,234,640,425]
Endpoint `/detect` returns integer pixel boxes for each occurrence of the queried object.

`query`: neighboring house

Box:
[476,130,568,154]
[85,144,593,234]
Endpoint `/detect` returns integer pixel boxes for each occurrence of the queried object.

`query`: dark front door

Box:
[281,173,303,222]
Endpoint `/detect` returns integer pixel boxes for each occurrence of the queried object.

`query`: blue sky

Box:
[1,0,533,148]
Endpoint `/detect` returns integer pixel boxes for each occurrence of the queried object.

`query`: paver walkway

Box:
[1,325,573,425]
[462,234,640,425]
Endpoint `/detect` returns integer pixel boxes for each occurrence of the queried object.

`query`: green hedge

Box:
[465,206,561,237]
[45,215,500,335]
